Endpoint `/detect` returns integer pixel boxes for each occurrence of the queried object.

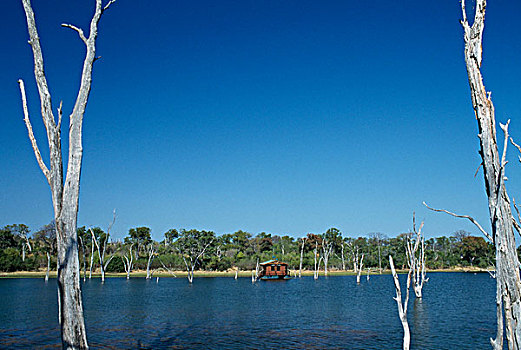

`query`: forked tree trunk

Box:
[389,255,411,350]
[122,244,134,280]
[18,1,116,347]
[313,244,322,280]
[460,1,521,348]
[322,241,333,277]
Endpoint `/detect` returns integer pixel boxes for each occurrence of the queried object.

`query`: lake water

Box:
[0,273,496,349]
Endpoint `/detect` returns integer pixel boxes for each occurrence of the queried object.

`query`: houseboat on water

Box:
[259,259,291,280]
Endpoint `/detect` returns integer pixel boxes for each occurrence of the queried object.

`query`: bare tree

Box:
[407,216,428,298]
[352,245,360,274]
[321,230,337,277]
[122,243,134,280]
[90,214,116,283]
[145,243,156,279]
[18,0,116,347]
[45,251,51,282]
[423,1,521,348]
[356,253,364,285]
[389,255,412,350]
[299,237,306,278]
[313,241,322,280]
[89,233,95,280]
[340,241,346,270]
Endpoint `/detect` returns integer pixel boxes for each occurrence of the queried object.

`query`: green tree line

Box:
[0,223,497,273]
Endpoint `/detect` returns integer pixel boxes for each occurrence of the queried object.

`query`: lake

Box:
[0,272,495,349]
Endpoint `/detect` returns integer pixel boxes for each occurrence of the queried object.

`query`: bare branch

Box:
[513,198,521,225]
[460,0,468,25]
[510,137,521,163]
[474,162,483,178]
[423,201,492,241]
[103,0,117,12]
[18,79,51,184]
[500,120,511,168]
[108,209,116,234]
[61,24,88,45]
[56,101,63,130]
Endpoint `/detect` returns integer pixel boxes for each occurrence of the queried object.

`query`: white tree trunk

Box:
[299,237,306,278]
[45,252,50,282]
[390,255,411,350]
[341,243,345,271]
[356,254,364,284]
[19,1,116,347]
[460,1,521,348]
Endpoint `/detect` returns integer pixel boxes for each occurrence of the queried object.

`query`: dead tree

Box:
[352,246,360,274]
[18,0,116,347]
[321,236,334,277]
[389,255,412,350]
[340,241,346,270]
[407,217,428,298]
[356,253,364,284]
[145,244,156,279]
[313,241,322,280]
[89,234,95,280]
[78,236,87,282]
[90,214,116,283]
[423,1,521,348]
[122,243,134,280]
[45,251,51,282]
[299,237,306,278]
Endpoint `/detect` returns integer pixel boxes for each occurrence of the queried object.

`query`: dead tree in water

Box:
[407,216,428,298]
[122,243,134,280]
[45,252,51,282]
[90,213,117,283]
[145,244,156,279]
[389,255,412,350]
[424,1,521,348]
[18,0,116,347]
[356,253,364,284]
[313,241,322,280]
[299,237,306,278]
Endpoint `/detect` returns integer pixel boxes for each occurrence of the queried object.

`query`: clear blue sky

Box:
[2,0,521,241]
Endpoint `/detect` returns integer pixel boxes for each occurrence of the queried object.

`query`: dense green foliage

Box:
[0,223,497,273]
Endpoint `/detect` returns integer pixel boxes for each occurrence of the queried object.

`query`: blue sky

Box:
[2,0,521,241]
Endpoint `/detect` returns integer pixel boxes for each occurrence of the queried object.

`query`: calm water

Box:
[0,273,495,349]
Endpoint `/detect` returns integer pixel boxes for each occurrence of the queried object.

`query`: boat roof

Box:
[259,259,288,266]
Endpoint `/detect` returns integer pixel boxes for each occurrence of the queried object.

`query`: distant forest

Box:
[0,222,500,274]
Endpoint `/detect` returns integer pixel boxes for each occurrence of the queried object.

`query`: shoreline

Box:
[0,266,492,279]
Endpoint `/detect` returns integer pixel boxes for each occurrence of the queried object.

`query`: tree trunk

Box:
[146,253,154,279]
[378,245,382,274]
[341,243,345,271]
[45,252,50,282]
[356,254,364,284]
[89,237,94,280]
[299,238,306,278]
[390,255,411,350]
[19,1,116,347]
[461,1,521,347]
